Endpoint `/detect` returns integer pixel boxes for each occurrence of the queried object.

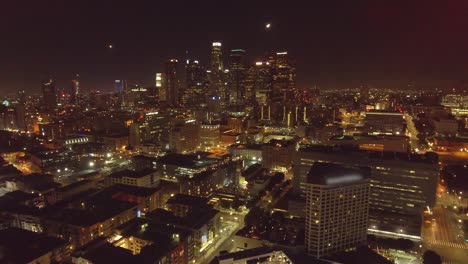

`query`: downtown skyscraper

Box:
[209,42,227,106]
[42,79,57,112]
[165,59,179,106]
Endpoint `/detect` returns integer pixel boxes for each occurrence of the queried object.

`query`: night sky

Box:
[1,0,468,95]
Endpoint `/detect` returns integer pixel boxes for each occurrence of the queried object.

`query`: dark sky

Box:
[1,0,468,95]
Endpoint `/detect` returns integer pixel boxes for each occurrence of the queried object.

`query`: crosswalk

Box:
[427,240,468,249]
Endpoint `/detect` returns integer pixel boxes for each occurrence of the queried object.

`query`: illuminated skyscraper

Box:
[305,162,370,259]
[165,59,179,106]
[71,75,80,104]
[155,73,165,101]
[115,80,127,109]
[209,42,226,105]
[228,49,247,106]
[244,61,272,105]
[271,51,295,103]
[115,80,127,94]
[42,79,57,112]
[210,42,223,71]
[185,59,207,108]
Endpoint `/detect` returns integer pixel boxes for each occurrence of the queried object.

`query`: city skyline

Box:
[2,1,468,95]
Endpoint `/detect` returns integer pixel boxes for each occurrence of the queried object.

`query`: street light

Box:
[89,161,95,167]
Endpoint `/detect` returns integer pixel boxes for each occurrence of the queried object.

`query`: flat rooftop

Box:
[307,162,369,186]
[108,168,157,179]
[0,228,66,263]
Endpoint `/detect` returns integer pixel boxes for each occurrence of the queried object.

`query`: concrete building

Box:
[364,112,405,135]
[200,122,220,148]
[0,228,68,264]
[213,247,294,264]
[294,146,439,239]
[328,134,410,153]
[105,169,160,188]
[261,139,296,171]
[304,163,370,259]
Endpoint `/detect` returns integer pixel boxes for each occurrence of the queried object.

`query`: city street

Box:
[422,192,468,263]
[404,113,420,152]
[201,211,246,263]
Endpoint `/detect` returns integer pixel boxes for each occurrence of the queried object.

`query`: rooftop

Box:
[166,193,210,208]
[55,179,93,193]
[45,197,137,227]
[307,162,369,186]
[157,152,217,168]
[74,240,138,264]
[147,207,219,230]
[298,144,438,165]
[105,184,160,197]
[0,228,67,264]
[108,168,157,179]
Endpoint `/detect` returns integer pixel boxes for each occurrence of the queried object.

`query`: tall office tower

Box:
[228,49,247,106]
[42,79,57,112]
[144,111,170,148]
[305,162,370,258]
[15,90,27,131]
[244,61,273,105]
[165,59,179,106]
[210,42,223,72]
[71,75,80,104]
[115,79,127,94]
[209,42,226,104]
[294,146,439,239]
[155,73,166,102]
[185,59,207,108]
[115,80,127,109]
[270,51,296,103]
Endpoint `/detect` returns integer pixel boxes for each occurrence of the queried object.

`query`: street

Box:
[404,113,420,152]
[422,190,468,263]
[201,210,246,263]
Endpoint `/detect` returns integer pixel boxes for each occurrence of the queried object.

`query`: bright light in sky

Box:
[265,23,271,29]
[108,44,113,49]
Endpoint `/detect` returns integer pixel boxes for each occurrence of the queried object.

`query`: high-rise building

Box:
[209,42,226,105]
[271,52,296,103]
[185,59,207,108]
[71,75,80,104]
[165,59,179,106]
[115,79,127,94]
[210,42,223,72]
[294,146,439,239]
[42,79,57,112]
[305,162,370,259]
[16,90,27,131]
[244,61,272,105]
[228,49,247,106]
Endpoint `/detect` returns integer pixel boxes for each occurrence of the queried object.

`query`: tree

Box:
[423,250,442,264]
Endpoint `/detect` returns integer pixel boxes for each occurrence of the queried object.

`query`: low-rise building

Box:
[0,228,69,264]
[261,139,296,171]
[43,197,138,248]
[106,169,160,188]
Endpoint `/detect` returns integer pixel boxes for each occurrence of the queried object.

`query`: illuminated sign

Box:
[212,42,221,47]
